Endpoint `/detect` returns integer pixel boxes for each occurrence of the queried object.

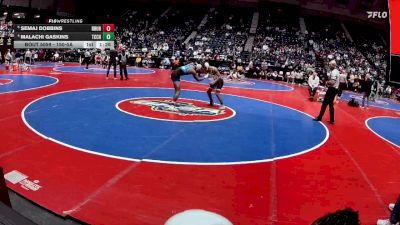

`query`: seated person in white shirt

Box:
[308,71,320,100]
[296,71,304,85]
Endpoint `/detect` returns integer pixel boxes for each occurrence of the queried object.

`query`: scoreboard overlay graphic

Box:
[14,24,115,49]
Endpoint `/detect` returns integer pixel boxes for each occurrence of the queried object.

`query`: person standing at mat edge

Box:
[106,49,118,80]
[360,74,373,109]
[170,63,205,105]
[203,62,225,109]
[314,60,339,125]
[83,49,91,69]
[119,49,129,80]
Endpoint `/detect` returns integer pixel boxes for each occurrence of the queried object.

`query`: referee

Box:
[83,49,91,69]
[118,49,129,80]
[314,60,339,125]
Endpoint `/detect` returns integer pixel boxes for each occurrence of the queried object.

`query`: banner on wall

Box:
[390,0,400,83]
[390,0,400,55]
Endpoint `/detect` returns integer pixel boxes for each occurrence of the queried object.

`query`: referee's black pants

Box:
[120,64,128,80]
[316,87,337,122]
[84,57,90,69]
[107,61,117,78]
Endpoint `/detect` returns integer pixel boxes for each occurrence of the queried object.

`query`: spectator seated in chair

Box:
[308,70,320,101]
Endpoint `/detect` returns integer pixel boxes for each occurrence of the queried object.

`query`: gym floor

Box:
[0,63,399,225]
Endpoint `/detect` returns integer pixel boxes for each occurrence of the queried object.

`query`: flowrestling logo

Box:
[367,11,388,19]
[4,170,42,192]
[47,19,83,23]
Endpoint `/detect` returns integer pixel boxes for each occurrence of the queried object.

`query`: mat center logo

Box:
[117,97,235,122]
[133,99,224,116]
[0,78,13,85]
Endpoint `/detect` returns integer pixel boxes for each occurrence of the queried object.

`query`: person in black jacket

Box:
[83,50,91,69]
[106,49,118,80]
[360,74,373,109]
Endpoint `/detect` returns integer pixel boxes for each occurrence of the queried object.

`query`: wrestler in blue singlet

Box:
[170,63,204,103]
[171,64,195,81]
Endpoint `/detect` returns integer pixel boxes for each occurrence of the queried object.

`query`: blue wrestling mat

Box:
[23,88,328,164]
[0,74,58,94]
[366,117,400,148]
